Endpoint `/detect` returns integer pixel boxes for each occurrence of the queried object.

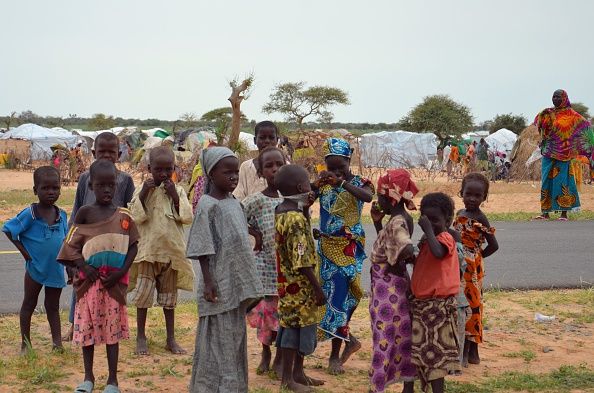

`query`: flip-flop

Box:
[557,217,569,221]
[74,380,94,393]
[102,384,120,393]
[533,215,549,220]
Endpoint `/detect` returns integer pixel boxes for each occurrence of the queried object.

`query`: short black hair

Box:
[94,132,119,148]
[460,172,490,199]
[254,121,279,138]
[89,159,117,181]
[149,146,175,165]
[275,164,309,196]
[256,146,285,176]
[420,192,455,223]
[33,166,60,186]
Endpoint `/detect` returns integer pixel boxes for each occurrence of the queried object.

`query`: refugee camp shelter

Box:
[359,131,438,168]
[0,123,80,160]
[485,128,518,155]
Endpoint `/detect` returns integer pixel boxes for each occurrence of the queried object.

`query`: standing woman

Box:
[534,89,593,220]
[315,138,374,375]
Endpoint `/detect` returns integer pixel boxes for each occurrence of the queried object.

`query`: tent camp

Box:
[359,131,438,168]
[0,123,81,160]
[485,128,518,154]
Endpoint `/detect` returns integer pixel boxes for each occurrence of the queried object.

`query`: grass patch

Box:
[0,188,76,208]
[502,349,536,363]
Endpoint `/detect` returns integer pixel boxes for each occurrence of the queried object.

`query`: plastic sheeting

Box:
[485,128,518,154]
[359,131,438,168]
[0,123,81,160]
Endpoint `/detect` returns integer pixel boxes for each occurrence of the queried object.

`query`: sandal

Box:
[533,215,549,220]
[102,384,120,393]
[74,381,94,393]
[557,217,569,221]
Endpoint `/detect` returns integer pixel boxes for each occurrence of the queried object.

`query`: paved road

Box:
[0,221,592,314]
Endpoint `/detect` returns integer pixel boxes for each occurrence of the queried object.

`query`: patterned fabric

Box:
[318,175,374,340]
[453,215,495,344]
[58,208,140,306]
[246,296,279,346]
[130,261,178,309]
[243,192,282,295]
[233,159,268,201]
[457,306,471,365]
[275,211,319,328]
[540,157,580,213]
[377,169,418,210]
[535,90,593,162]
[73,279,129,346]
[189,163,206,213]
[186,195,262,317]
[411,297,460,392]
[456,242,469,308]
[323,137,352,158]
[2,204,68,288]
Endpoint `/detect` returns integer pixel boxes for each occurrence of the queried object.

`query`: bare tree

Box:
[228,74,254,148]
[2,111,17,129]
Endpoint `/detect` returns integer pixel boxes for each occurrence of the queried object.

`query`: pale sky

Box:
[1,0,593,125]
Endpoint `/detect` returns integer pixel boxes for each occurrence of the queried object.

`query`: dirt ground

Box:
[0,290,592,392]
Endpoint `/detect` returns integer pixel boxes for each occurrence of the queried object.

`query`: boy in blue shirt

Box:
[3,166,68,353]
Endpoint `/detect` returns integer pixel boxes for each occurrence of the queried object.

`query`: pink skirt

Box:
[73,280,129,347]
[246,296,279,346]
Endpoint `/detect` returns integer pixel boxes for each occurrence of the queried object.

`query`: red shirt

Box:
[412,231,459,299]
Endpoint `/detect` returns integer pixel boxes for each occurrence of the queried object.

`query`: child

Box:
[57,160,139,393]
[244,146,285,375]
[275,164,326,393]
[128,146,195,355]
[186,147,263,393]
[233,120,280,201]
[411,192,461,393]
[2,166,68,353]
[454,173,499,366]
[369,169,418,393]
[64,132,135,341]
[314,137,374,374]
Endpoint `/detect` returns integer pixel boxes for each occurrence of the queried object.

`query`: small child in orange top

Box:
[410,192,460,393]
[453,172,499,367]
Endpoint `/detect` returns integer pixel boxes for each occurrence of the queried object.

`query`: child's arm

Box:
[478,214,499,258]
[164,179,181,215]
[248,226,263,252]
[4,232,32,262]
[101,242,138,288]
[198,256,217,302]
[299,267,326,306]
[370,202,385,234]
[318,171,373,202]
[418,216,447,259]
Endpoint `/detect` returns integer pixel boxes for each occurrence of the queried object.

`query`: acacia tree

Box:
[398,94,473,144]
[179,112,199,129]
[263,82,349,129]
[1,111,17,129]
[571,102,590,119]
[88,113,115,130]
[201,107,246,144]
[228,75,254,148]
[487,113,527,134]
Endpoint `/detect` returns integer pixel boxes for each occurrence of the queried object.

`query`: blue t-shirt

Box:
[2,204,68,288]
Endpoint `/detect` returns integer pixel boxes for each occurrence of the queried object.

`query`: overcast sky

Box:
[1,0,593,125]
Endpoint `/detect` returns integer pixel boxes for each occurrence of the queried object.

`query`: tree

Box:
[398,95,473,144]
[228,75,254,148]
[263,82,349,129]
[18,110,40,124]
[1,111,17,129]
[179,112,199,129]
[201,107,235,144]
[88,113,115,130]
[487,113,527,134]
[571,102,590,119]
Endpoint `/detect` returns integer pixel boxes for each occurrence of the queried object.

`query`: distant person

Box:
[2,166,68,354]
[233,121,280,201]
[476,138,489,171]
[534,89,592,220]
[62,132,135,342]
[128,146,195,356]
[448,145,459,179]
[442,143,451,172]
[57,160,139,393]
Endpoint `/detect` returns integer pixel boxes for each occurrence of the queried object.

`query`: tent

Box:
[0,123,81,160]
[239,132,258,151]
[485,128,518,154]
[359,131,438,168]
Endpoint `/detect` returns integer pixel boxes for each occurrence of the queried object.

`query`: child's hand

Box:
[163,179,178,199]
[139,178,156,202]
[80,264,99,282]
[370,201,385,223]
[418,215,433,234]
[203,280,218,303]
[101,271,122,289]
[252,230,263,252]
[318,171,340,187]
[312,228,321,240]
[314,287,326,307]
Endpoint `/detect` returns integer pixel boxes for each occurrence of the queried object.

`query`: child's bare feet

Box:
[294,371,325,386]
[328,357,344,375]
[165,338,187,354]
[61,325,73,342]
[135,336,149,355]
[468,342,480,365]
[20,343,30,356]
[257,346,272,375]
[281,381,314,393]
[340,335,361,365]
[52,344,65,353]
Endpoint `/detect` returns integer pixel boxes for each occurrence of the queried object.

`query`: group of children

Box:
[3,121,499,393]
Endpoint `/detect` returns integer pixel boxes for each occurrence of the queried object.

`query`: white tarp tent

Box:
[0,123,80,160]
[360,131,438,168]
[485,128,518,154]
[239,132,258,151]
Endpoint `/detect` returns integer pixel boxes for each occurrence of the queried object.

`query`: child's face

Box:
[149,155,175,186]
[34,175,61,206]
[255,127,278,151]
[462,180,486,211]
[421,206,447,234]
[210,156,240,193]
[325,155,351,181]
[93,139,120,164]
[260,150,285,186]
[89,169,117,205]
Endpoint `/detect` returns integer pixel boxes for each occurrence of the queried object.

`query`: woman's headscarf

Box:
[200,146,237,193]
[535,89,593,161]
[377,169,419,210]
[323,138,351,158]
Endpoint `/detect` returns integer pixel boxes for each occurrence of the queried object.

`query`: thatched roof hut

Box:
[510,125,541,180]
